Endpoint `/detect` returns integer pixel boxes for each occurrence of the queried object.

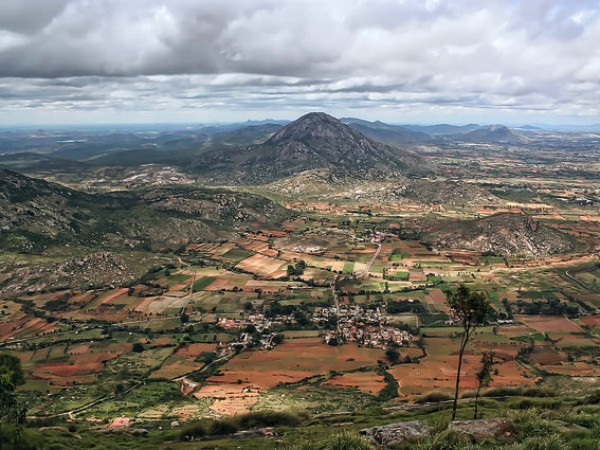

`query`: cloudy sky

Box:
[1,0,599,125]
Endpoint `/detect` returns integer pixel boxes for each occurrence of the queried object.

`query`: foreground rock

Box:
[449,418,512,439]
[361,420,430,447]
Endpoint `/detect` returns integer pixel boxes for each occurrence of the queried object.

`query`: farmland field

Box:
[4,121,600,450]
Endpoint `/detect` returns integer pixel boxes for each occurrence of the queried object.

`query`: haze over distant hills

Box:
[2,112,600,182]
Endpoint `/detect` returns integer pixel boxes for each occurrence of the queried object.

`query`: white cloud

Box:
[0,0,599,123]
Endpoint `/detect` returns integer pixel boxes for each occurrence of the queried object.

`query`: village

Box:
[216,303,418,351]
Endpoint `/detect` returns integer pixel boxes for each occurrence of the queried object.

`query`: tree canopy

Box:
[0,353,26,447]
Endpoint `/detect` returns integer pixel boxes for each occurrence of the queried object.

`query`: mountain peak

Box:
[196,112,429,183]
[266,111,356,145]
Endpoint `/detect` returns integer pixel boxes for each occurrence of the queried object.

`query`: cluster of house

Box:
[217,314,289,350]
[317,305,417,348]
[316,304,383,323]
[323,323,416,348]
[217,313,288,330]
[370,230,397,242]
[216,303,417,351]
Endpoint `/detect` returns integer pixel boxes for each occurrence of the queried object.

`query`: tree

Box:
[0,353,26,448]
[132,342,145,353]
[445,284,492,420]
[473,351,495,419]
[385,347,400,363]
[287,265,296,277]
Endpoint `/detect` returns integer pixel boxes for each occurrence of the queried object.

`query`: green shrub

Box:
[236,410,306,429]
[577,389,600,405]
[522,387,555,398]
[423,429,474,450]
[415,392,453,403]
[208,417,238,435]
[178,421,208,441]
[509,409,558,439]
[321,431,375,450]
[560,412,600,429]
[569,436,600,450]
[509,398,562,410]
[428,413,451,435]
[484,386,523,397]
[520,435,568,450]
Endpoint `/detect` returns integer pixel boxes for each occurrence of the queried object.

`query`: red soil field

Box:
[209,338,385,389]
[390,337,537,397]
[516,315,583,333]
[528,345,565,365]
[175,343,216,358]
[323,371,386,394]
[580,315,600,328]
[542,362,600,376]
[36,351,120,378]
[99,288,129,305]
[424,289,451,313]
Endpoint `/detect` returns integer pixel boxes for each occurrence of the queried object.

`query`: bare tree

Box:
[445,284,492,420]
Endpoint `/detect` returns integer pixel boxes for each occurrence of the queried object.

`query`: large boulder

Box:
[361,420,430,446]
[450,418,512,439]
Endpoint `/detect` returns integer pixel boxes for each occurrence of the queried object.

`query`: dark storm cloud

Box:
[0,1,70,34]
[1,0,600,122]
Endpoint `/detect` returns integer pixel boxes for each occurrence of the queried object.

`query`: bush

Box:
[178,421,208,441]
[509,397,562,411]
[569,436,600,450]
[484,386,523,397]
[208,418,238,436]
[415,392,453,403]
[132,342,144,353]
[423,429,474,450]
[237,410,306,429]
[510,409,558,439]
[522,387,556,398]
[577,389,600,405]
[520,435,568,450]
[321,431,375,450]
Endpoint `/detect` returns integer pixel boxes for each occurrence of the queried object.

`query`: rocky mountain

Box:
[422,213,575,257]
[0,169,289,253]
[194,112,429,183]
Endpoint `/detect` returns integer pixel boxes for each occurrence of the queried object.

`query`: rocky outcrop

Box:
[361,420,430,447]
[423,213,575,257]
[449,418,512,439]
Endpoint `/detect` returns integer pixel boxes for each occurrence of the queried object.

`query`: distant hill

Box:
[209,123,283,146]
[194,112,429,183]
[457,125,526,144]
[422,213,575,257]
[342,120,432,145]
[402,123,483,136]
[0,152,90,171]
[0,169,289,253]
